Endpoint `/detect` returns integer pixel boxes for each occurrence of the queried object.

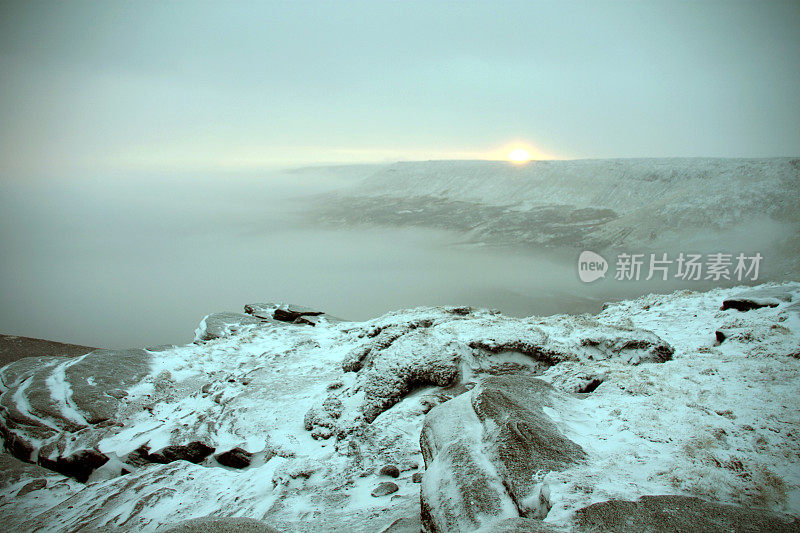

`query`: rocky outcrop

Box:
[0,348,151,480]
[304,309,673,448]
[194,312,267,341]
[245,302,343,326]
[195,304,342,341]
[419,375,586,532]
[0,286,797,532]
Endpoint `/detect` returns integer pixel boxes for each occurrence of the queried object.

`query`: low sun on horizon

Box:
[507,148,532,163]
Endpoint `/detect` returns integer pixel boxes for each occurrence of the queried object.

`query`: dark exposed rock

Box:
[37,448,109,483]
[720,287,793,312]
[147,441,215,464]
[371,481,399,497]
[124,445,154,467]
[244,302,342,327]
[715,330,727,344]
[574,495,800,533]
[471,376,586,499]
[577,375,604,393]
[379,464,400,478]
[16,478,47,497]
[412,472,423,483]
[215,447,253,469]
[273,307,322,323]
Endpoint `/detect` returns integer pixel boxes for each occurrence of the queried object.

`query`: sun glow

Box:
[507,148,532,163]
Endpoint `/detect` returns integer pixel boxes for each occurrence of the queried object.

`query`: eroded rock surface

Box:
[574,495,800,533]
[420,375,586,532]
[0,348,151,479]
[304,309,673,448]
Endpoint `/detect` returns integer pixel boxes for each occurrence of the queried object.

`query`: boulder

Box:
[37,448,109,483]
[142,442,215,465]
[215,447,253,469]
[420,375,585,533]
[379,464,400,478]
[371,481,399,497]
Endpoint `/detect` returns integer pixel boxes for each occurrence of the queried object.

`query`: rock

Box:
[412,472,423,483]
[37,448,109,483]
[16,478,47,497]
[379,464,400,478]
[164,516,280,532]
[548,371,606,394]
[468,317,674,365]
[194,312,266,341]
[215,447,253,469]
[420,375,585,532]
[371,481,399,497]
[721,287,793,312]
[0,349,150,476]
[715,330,728,344]
[574,495,800,533]
[244,303,342,326]
[147,441,215,464]
[66,349,151,423]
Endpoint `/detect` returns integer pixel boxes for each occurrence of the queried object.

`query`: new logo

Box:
[578,251,608,282]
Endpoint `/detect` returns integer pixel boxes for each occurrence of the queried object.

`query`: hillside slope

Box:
[310,158,799,276]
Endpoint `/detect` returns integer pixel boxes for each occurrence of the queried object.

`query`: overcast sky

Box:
[1,0,798,175]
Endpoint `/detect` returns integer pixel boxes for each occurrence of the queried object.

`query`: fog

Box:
[0,169,589,348]
[0,168,762,349]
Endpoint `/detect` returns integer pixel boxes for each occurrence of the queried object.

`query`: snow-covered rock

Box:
[420,375,586,532]
[0,283,797,531]
[310,158,800,278]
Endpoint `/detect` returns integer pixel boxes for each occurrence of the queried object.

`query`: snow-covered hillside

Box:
[0,285,798,531]
[309,158,799,277]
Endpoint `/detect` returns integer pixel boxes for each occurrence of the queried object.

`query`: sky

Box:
[1,0,799,175]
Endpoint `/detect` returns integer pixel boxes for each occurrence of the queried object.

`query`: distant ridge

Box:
[308,157,799,277]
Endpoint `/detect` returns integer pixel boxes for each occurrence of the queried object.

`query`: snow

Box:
[539,282,800,527]
[0,283,798,531]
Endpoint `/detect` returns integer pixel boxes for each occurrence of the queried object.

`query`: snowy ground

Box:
[540,283,800,527]
[0,283,798,531]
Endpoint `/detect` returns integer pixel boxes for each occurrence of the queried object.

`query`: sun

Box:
[507,148,532,164]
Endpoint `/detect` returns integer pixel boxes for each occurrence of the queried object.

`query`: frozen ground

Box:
[0,283,798,531]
